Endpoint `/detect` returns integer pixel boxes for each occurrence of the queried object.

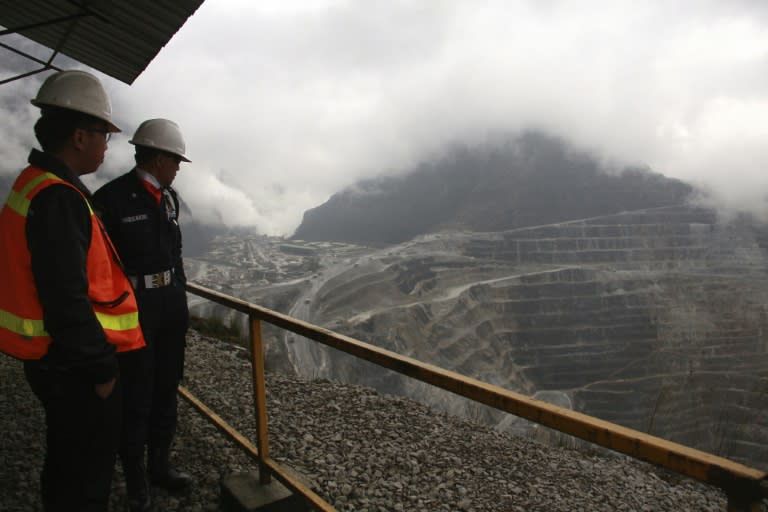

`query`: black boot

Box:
[148,446,192,494]
[122,456,152,512]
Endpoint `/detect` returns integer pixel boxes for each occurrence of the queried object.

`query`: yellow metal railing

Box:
[183,282,768,512]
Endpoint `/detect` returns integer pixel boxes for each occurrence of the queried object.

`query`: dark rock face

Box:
[292,133,692,244]
[180,219,232,258]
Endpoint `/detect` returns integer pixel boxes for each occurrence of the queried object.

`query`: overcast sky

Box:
[2,0,768,235]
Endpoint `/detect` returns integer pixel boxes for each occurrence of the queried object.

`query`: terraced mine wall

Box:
[187,206,768,470]
[306,206,768,470]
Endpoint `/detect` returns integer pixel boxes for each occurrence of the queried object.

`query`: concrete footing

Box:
[220,469,314,512]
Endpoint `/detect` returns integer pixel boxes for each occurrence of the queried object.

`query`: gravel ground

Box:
[0,330,731,511]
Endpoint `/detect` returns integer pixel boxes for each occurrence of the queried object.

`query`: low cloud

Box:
[3,1,768,233]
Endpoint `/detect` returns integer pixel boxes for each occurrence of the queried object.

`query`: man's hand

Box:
[94,377,116,399]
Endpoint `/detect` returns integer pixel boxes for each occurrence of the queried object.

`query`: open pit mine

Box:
[186,204,768,471]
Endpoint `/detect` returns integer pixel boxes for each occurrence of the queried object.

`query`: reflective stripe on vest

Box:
[5,171,56,217]
[0,166,146,360]
[0,310,45,337]
[95,310,140,332]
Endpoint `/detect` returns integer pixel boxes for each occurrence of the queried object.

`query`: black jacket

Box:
[93,169,186,282]
[24,149,118,384]
[93,169,188,328]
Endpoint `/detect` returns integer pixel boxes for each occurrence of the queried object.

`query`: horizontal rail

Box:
[187,282,768,504]
[178,385,335,512]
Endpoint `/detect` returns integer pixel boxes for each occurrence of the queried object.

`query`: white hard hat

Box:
[129,118,191,162]
[31,70,120,132]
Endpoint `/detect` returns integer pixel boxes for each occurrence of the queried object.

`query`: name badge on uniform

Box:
[121,214,149,223]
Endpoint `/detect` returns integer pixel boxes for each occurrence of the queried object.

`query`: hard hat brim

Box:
[30,99,122,133]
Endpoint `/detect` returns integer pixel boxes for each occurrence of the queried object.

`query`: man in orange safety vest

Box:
[0,70,145,512]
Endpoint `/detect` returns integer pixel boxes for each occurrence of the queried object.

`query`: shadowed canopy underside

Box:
[0,0,204,85]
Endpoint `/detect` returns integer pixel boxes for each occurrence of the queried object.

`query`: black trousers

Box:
[119,284,188,460]
[24,361,122,512]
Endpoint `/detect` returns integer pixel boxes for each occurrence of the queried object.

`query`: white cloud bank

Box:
[2,0,768,233]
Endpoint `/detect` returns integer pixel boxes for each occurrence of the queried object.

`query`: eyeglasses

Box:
[82,128,112,142]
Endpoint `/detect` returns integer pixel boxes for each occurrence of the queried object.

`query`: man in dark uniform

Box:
[93,119,192,512]
[0,70,145,512]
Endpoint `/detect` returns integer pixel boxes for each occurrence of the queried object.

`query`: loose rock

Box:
[0,330,733,511]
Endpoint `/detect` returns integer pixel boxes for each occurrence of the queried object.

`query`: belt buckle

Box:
[138,270,172,289]
[148,271,170,288]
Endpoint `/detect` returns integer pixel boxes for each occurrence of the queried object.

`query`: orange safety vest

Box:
[0,165,146,360]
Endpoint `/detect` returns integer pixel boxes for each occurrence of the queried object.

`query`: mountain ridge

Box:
[292,132,693,244]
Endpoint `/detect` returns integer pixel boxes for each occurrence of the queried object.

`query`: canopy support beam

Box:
[0,1,106,85]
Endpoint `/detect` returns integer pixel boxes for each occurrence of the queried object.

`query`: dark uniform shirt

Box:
[24,149,118,384]
[92,169,188,329]
[92,169,185,280]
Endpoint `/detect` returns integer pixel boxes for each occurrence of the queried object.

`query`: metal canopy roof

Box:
[0,0,204,85]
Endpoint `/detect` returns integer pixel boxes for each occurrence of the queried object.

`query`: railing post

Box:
[187,282,768,508]
[249,315,271,485]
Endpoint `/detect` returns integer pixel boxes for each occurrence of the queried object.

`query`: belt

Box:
[129,269,173,289]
